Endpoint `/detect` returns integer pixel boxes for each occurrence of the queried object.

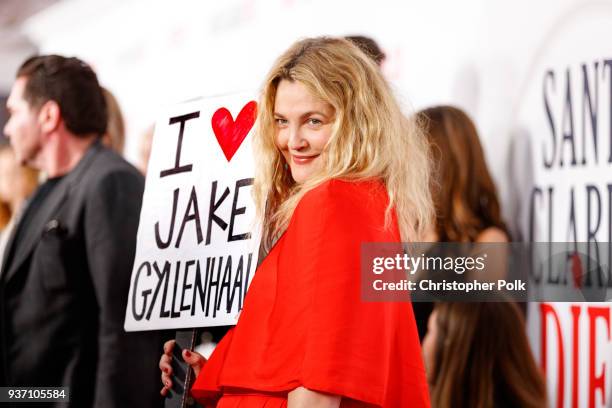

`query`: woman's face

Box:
[421,309,438,376]
[274,79,335,183]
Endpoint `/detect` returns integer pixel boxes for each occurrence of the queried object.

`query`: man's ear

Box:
[38,100,61,134]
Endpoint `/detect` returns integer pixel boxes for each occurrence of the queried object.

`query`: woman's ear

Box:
[38,100,61,135]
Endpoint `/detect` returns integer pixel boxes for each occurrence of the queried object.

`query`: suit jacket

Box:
[0,142,164,407]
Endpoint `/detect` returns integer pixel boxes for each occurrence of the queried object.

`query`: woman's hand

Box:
[287,386,341,408]
[159,339,207,396]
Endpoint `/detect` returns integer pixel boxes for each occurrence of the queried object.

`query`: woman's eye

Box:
[275,118,288,126]
[307,118,322,126]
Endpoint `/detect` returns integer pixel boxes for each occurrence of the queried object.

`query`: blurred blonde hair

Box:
[101,87,126,154]
[0,145,39,229]
[253,37,433,250]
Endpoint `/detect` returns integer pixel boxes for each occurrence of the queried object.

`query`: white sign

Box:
[124,93,261,331]
[511,4,612,407]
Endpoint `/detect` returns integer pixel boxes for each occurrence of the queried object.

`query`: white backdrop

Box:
[23,0,486,165]
[20,0,590,187]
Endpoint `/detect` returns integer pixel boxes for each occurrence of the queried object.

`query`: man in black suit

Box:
[0,55,163,407]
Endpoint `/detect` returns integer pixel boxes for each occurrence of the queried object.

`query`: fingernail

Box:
[184,350,191,357]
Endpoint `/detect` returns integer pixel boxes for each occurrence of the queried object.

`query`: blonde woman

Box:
[101,87,126,155]
[160,37,433,408]
[0,145,39,263]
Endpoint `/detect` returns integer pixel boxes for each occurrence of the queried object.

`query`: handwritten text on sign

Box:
[124,94,261,331]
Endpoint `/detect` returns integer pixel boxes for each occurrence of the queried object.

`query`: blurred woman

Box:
[412,105,510,340]
[419,105,507,243]
[0,145,39,262]
[137,124,154,175]
[101,87,126,155]
[415,106,546,407]
[422,302,547,408]
[159,36,433,407]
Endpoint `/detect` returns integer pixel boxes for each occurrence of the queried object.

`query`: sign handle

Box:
[164,329,200,408]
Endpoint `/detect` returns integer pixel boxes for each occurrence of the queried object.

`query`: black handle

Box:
[164,329,199,408]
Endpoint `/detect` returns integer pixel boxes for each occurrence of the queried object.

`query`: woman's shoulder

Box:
[290,179,391,238]
[475,226,509,243]
[299,178,387,208]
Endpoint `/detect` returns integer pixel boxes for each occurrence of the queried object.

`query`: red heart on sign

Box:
[211,101,257,161]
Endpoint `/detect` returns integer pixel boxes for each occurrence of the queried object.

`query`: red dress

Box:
[191,179,430,407]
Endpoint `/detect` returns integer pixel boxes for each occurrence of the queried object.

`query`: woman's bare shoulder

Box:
[475,227,509,243]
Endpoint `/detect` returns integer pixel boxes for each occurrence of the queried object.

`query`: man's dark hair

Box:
[17,55,107,137]
[345,35,386,66]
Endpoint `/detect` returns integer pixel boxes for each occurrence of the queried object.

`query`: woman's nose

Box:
[287,126,307,151]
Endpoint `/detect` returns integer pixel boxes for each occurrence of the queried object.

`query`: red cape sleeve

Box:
[289,180,429,406]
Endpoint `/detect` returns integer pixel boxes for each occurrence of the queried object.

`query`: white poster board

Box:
[124,93,261,331]
[511,4,612,407]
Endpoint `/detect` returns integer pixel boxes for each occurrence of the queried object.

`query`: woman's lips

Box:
[291,154,318,165]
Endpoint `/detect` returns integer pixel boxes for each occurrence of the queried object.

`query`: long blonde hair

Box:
[253,37,433,250]
[0,145,39,229]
